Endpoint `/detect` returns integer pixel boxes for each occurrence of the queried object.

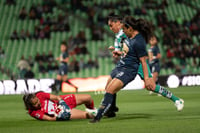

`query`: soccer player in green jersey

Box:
[89,15,184,123]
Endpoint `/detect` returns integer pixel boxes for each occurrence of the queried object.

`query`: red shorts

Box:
[60,94,77,109]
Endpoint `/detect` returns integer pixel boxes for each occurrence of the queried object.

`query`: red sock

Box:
[85,100,94,109]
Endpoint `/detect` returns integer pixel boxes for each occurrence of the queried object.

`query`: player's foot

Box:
[104,111,116,118]
[149,91,153,95]
[89,118,100,123]
[113,106,119,112]
[85,108,97,117]
[157,94,162,96]
[175,99,184,111]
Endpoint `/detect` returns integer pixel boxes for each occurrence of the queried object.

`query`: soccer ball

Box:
[54,105,64,117]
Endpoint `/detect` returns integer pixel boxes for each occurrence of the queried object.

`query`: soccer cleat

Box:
[175,99,184,111]
[149,91,153,95]
[104,111,116,118]
[157,94,162,96]
[85,108,97,117]
[113,106,119,112]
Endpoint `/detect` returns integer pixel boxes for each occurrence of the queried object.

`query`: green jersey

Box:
[114,29,127,51]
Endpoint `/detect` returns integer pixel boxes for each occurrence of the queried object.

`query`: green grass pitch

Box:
[0,86,200,133]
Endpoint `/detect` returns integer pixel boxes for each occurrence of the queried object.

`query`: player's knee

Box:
[87,94,92,100]
[83,94,92,102]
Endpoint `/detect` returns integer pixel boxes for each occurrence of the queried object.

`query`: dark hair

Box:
[107,12,123,22]
[23,93,36,110]
[123,16,154,43]
[60,41,68,50]
[61,40,67,45]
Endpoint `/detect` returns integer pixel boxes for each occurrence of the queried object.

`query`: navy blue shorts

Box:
[110,67,137,87]
[150,62,160,73]
[58,64,68,75]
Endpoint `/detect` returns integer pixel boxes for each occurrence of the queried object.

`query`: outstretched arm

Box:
[42,114,57,121]
[49,94,62,101]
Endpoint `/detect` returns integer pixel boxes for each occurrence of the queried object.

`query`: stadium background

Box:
[0,1,200,133]
[0,0,200,81]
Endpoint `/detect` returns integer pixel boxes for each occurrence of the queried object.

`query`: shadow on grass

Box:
[110,113,153,121]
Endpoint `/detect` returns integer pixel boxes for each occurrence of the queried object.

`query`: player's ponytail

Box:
[123,16,154,43]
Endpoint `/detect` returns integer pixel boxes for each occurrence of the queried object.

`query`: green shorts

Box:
[137,63,152,79]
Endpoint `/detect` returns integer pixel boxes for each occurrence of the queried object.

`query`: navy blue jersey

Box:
[60,52,68,66]
[116,33,147,71]
[58,51,68,75]
[149,45,160,64]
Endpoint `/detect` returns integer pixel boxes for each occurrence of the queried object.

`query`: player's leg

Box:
[65,80,78,92]
[104,76,118,117]
[90,78,123,123]
[149,71,161,95]
[54,65,65,94]
[70,109,95,119]
[152,72,158,83]
[149,78,184,111]
[75,94,94,109]
[62,67,78,92]
[90,68,137,123]
[139,63,184,111]
[151,80,181,102]
[152,63,161,85]
[152,71,162,96]
[61,64,68,82]
[55,74,62,94]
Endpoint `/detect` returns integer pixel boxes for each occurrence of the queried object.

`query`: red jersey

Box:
[28,92,76,120]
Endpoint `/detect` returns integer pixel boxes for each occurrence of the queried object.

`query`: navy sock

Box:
[55,80,61,93]
[110,93,116,111]
[95,93,113,120]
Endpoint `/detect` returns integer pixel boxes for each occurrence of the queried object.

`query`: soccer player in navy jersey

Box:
[54,42,78,94]
[102,14,126,117]
[148,36,162,95]
[90,16,184,123]
[23,91,97,121]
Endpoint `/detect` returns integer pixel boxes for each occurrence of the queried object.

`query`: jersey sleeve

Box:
[155,46,160,54]
[114,38,122,51]
[63,52,69,59]
[114,31,127,51]
[135,41,148,58]
[36,92,50,100]
[29,110,45,120]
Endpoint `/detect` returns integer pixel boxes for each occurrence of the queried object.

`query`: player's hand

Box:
[112,50,122,58]
[56,57,60,61]
[108,46,115,51]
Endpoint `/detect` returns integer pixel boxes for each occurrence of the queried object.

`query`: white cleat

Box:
[157,94,162,96]
[175,99,184,111]
[149,91,153,95]
[85,108,97,117]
